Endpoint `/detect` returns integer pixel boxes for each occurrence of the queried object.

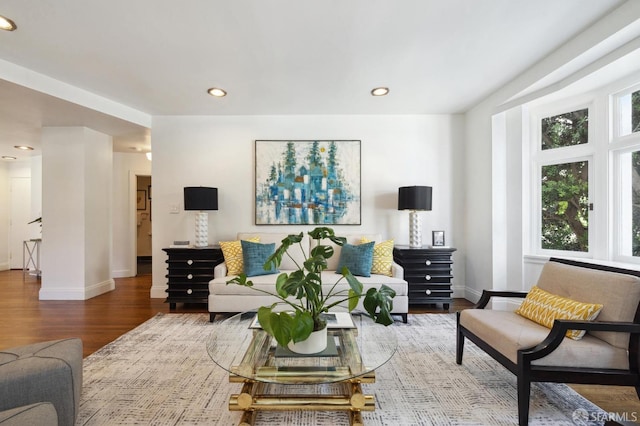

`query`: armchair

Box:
[456,258,640,426]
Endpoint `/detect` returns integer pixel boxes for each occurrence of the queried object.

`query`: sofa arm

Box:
[214,262,228,278]
[390,261,404,279]
[519,319,640,364]
[473,289,528,309]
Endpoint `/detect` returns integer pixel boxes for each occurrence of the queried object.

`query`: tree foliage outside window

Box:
[541,109,588,150]
[541,161,589,251]
[633,90,640,133]
[632,151,640,256]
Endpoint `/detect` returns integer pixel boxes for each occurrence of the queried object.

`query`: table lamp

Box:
[184,187,218,247]
[398,186,432,248]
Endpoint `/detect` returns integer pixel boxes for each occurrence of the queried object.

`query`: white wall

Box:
[150,114,466,298]
[40,127,114,299]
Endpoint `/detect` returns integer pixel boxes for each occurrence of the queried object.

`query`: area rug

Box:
[77,313,605,425]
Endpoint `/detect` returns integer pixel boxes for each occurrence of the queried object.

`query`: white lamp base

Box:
[194,211,209,247]
[409,210,422,248]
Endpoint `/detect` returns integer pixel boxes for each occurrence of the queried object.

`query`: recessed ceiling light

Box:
[2,156,17,160]
[371,87,389,96]
[0,15,16,31]
[14,145,33,151]
[207,87,227,97]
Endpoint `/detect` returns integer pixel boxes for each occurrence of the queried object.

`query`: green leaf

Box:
[363,285,396,326]
[269,311,296,347]
[290,311,314,343]
[275,273,291,298]
[341,266,363,295]
[226,274,252,287]
[257,305,277,336]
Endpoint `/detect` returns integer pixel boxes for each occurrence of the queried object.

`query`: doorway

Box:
[136,175,152,276]
[9,177,32,269]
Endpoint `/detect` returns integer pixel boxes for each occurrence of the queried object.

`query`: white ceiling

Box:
[0,0,627,158]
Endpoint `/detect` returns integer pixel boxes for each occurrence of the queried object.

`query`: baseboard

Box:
[464,287,483,304]
[150,284,167,299]
[85,279,116,299]
[112,269,133,278]
[452,284,465,298]
[39,278,115,300]
[0,261,9,271]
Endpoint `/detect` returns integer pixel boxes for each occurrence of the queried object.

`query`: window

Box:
[617,89,640,137]
[618,150,640,257]
[541,161,589,252]
[528,79,640,262]
[535,106,591,255]
[612,83,640,262]
[541,108,589,150]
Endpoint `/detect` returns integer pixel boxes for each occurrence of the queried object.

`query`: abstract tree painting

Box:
[255,140,361,225]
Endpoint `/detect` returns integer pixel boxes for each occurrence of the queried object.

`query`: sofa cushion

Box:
[241,240,278,277]
[0,402,58,426]
[460,309,629,370]
[314,234,382,271]
[537,261,640,349]
[237,233,309,271]
[361,238,394,277]
[219,237,260,275]
[515,285,603,340]
[212,270,408,297]
[336,242,375,277]
[0,338,83,426]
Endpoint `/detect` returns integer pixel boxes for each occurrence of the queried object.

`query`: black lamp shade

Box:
[184,187,218,211]
[398,186,432,211]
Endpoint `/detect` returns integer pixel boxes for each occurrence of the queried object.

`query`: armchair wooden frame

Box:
[456,258,640,426]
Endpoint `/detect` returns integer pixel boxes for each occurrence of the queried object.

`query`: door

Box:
[9,177,31,269]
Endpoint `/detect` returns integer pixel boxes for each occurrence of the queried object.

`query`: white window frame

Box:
[611,83,640,140]
[611,82,640,264]
[529,99,595,258]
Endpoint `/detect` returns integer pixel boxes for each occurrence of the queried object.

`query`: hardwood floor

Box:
[1,269,639,420]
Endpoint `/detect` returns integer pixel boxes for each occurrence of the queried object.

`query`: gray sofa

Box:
[457,258,640,426]
[209,232,409,322]
[0,338,83,426]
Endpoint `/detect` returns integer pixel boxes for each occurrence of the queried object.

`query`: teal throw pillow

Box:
[241,240,279,277]
[336,241,375,277]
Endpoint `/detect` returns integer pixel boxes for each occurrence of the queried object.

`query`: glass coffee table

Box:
[207,311,397,426]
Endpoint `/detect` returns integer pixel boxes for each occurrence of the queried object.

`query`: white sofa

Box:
[208,232,409,323]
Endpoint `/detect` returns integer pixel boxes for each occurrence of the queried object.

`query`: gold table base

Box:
[229,370,376,426]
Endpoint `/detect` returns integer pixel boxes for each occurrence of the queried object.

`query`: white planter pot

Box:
[287,326,328,354]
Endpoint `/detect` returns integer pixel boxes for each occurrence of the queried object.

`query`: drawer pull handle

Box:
[187,274,193,280]
[425,289,432,295]
[425,260,431,266]
[187,260,193,265]
[187,289,193,295]
[425,275,431,280]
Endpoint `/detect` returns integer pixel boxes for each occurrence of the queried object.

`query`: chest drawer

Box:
[393,246,456,310]
[162,247,224,309]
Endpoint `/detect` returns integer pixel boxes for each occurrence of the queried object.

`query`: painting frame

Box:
[137,190,147,210]
[255,140,361,225]
[432,230,445,247]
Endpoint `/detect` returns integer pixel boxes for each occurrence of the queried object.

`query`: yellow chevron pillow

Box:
[360,238,394,277]
[515,286,603,340]
[219,237,260,276]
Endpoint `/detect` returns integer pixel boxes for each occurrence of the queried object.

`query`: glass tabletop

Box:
[206,311,397,385]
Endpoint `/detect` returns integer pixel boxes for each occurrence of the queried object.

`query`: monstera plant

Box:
[227,227,396,351]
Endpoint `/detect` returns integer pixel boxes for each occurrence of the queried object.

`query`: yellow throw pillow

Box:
[219,237,260,276]
[360,238,394,277]
[515,286,603,340]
